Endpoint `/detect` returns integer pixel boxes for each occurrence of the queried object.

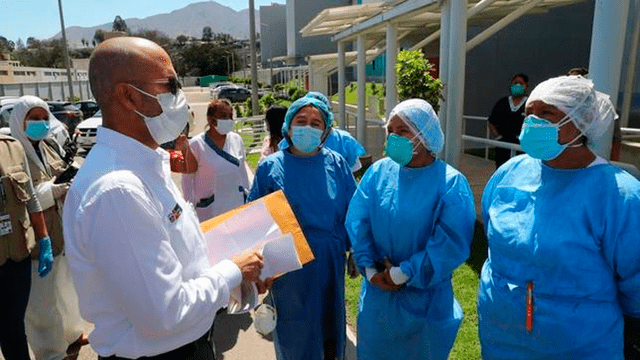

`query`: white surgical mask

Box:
[129,85,188,145]
[254,303,277,335]
[215,118,235,135]
[290,125,323,153]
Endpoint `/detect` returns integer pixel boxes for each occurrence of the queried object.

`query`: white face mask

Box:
[215,118,235,135]
[254,303,277,335]
[130,85,188,145]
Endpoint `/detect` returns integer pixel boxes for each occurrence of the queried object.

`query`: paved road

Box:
[1,87,355,360]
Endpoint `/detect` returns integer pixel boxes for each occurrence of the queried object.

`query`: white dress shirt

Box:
[63,127,242,358]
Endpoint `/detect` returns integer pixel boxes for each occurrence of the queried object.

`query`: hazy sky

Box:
[0,0,285,43]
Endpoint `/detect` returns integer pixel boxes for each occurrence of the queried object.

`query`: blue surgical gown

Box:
[345,158,475,360]
[279,129,365,170]
[479,155,640,360]
[248,147,357,360]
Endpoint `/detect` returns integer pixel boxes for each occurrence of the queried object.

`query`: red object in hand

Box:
[526,281,534,333]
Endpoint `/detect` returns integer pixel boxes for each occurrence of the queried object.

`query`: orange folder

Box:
[200,189,314,265]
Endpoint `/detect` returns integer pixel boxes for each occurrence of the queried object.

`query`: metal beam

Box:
[357,35,367,145]
[333,0,437,42]
[338,41,346,130]
[386,23,398,120]
[466,0,544,52]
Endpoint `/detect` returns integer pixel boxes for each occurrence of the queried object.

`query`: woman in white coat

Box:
[182,99,251,222]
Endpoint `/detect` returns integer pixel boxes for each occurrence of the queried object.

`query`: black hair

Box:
[511,73,529,84]
[265,105,287,149]
[567,67,589,76]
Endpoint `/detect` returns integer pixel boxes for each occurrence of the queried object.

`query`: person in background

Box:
[258,105,287,164]
[478,75,640,359]
[9,95,89,360]
[488,73,529,169]
[346,99,475,360]
[279,91,366,173]
[249,96,357,360]
[0,132,52,360]
[63,36,263,360]
[182,99,251,222]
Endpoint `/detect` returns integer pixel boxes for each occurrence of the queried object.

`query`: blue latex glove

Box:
[38,236,54,277]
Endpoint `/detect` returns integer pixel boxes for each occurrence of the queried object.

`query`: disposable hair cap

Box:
[526,75,618,140]
[388,99,444,154]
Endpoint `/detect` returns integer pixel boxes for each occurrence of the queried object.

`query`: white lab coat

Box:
[182,131,251,222]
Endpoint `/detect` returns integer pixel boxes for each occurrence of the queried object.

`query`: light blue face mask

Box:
[510,83,525,96]
[290,125,323,153]
[385,133,416,166]
[518,115,581,161]
[25,120,51,141]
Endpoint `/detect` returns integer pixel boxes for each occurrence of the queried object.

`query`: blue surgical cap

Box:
[388,99,444,154]
[305,91,331,110]
[282,96,334,139]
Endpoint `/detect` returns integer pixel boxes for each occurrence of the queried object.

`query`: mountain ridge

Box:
[51,1,260,48]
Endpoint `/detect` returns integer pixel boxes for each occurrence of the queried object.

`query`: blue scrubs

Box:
[249,147,356,360]
[279,129,365,170]
[479,155,640,359]
[345,158,475,360]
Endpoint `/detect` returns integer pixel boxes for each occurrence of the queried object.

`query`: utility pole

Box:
[249,0,259,115]
[57,0,75,102]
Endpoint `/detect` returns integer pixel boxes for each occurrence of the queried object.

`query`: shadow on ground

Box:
[466,219,489,275]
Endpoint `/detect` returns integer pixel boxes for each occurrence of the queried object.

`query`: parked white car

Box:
[75,104,196,150]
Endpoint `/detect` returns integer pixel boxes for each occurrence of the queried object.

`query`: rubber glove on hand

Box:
[38,236,54,277]
[51,182,70,199]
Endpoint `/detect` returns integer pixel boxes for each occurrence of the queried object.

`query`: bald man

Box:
[62,37,263,360]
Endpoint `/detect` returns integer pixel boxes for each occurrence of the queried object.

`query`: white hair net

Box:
[526,75,618,140]
[388,99,444,154]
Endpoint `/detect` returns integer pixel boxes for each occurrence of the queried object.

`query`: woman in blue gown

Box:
[248,96,356,360]
[478,75,640,359]
[345,99,475,360]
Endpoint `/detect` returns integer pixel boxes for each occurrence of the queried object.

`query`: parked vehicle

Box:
[76,104,195,150]
[214,86,251,103]
[0,97,20,132]
[75,110,102,150]
[75,100,100,120]
[47,101,83,133]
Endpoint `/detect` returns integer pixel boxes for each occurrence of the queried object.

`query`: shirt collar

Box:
[96,126,171,178]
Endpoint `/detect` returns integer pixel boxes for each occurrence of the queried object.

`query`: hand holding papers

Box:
[200,190,314,313]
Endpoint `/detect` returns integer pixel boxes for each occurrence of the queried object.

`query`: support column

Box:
[338,41,347,130]
[444,0,467,168]
[588,0,630,159]
[438,0,451,158]
[386,23,398,120]
[620,0,640,128]
[357,34,367,146]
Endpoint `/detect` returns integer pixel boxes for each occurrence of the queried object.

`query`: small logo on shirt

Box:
[168,204,182,223]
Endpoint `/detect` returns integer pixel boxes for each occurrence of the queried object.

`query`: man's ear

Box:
[114,82,139,112]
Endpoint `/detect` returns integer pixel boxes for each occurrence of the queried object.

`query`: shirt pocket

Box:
[7,170,32,204]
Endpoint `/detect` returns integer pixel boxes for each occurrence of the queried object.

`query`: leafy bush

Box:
[396,49,444,112]
[291,88,307,101]
[260,93,276,109]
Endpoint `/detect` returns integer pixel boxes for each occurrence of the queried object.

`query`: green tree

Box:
[396,49,444,112]
[93,29,106,45]
[202,27,213,42]
[112,16,128,33]
[176,35,188,47]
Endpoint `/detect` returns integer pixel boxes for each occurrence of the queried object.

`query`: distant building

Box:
[260,0,351,67]
[0,60,88,85]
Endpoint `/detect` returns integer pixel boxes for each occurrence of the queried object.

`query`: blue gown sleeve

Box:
[341,163,358,251]
[399,174,475,289]
[248,162,269,202]
[601,174,640,317]
[345,167,378,273]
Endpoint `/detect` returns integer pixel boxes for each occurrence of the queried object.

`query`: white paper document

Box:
[260,233,303,280]
[204,201,283,266]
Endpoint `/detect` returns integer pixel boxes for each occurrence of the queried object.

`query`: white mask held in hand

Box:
[215,119,235,135]
[130,85,188,145]
[254,303,277,335]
